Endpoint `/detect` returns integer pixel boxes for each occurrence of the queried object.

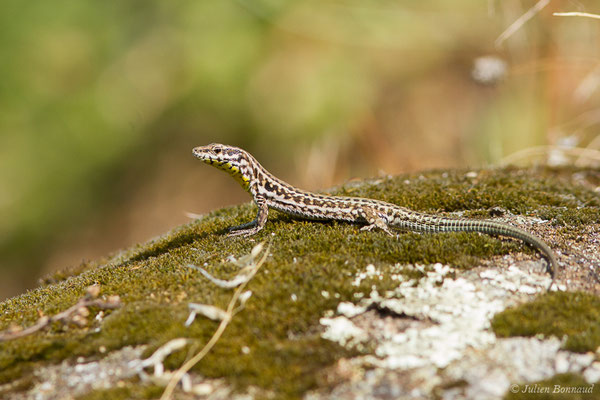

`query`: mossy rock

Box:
[0,167,598,399]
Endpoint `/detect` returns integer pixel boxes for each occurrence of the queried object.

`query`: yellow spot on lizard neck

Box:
[214,162,250,191]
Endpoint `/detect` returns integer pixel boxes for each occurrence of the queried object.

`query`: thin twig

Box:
[496,0,551,48]
[0,295,121,342]
[160,242,270,400]
[137,338,190,377]
[553,12,600,20]
[186,264,250,288]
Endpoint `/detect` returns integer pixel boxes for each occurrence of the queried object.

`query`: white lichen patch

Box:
[1,345,254,400]
[314,261,598,400]
[442,337,600,399]
[2,346,146,400]
[351,264,383,286]
[337,302,367,318]
[361,263,509,369]
[320,316,368,348]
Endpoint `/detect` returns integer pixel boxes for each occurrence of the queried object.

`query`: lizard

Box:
[193,143,558,288]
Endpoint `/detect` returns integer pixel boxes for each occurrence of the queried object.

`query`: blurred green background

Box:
[1,0,599,299]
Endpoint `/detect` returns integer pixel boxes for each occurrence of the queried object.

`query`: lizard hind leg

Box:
[359,207,395,236]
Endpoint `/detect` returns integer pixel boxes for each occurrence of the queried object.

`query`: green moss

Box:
[0,368,34,398]
[0,167,597,399]
[503,373,598,400]
[540,207,600,227]
[492,291,600,353]
[39,260,100,286]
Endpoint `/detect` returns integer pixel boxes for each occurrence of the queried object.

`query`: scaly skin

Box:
[193,143,558,289]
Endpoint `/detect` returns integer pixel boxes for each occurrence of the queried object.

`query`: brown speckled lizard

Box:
[193,143,557,288]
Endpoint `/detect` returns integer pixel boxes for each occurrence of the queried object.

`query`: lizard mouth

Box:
[193,146,229,168]
[192,146,215,161]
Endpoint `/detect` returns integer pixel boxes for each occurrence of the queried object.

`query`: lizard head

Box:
[193,143,253,191]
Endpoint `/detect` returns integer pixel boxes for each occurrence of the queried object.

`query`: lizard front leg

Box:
[228,195,268,237]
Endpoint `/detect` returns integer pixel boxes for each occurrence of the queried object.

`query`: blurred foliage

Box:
[1,0,599,298]
[0,1,265,278]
